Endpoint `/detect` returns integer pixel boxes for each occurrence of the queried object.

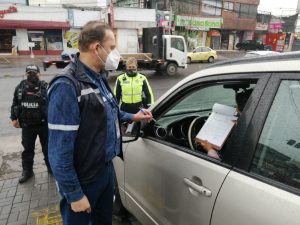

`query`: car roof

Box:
[195,46,211,49]
[153,52,300,107]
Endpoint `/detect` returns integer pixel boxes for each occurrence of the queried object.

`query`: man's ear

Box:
[90,42,100,52]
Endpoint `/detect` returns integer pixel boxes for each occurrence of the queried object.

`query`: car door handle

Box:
[183,178,212,197]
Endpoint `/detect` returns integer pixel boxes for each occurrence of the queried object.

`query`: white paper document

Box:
[195,103,237,150]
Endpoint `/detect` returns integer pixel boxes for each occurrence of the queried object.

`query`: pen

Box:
[139,107,157,123]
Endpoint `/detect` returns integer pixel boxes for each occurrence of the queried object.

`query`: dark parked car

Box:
[236,40,264,50]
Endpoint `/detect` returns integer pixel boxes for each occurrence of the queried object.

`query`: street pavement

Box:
[0,51,245,225]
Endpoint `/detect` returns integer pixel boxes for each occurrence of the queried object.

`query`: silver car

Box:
[113,53,300,225]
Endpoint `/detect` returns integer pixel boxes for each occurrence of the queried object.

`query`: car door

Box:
[199,47,210,61]
[123,73,269,225]
[211,73,300,225]
[193,47,201,61]
[168,37,187,66]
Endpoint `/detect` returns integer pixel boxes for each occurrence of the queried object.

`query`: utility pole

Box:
[110,0,114,28]
[25,0,29,6]
[169,0,173,35]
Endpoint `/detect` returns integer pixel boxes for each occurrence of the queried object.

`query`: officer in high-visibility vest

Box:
[114,57,154,113]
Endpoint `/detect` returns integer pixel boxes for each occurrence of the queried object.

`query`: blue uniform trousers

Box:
[59,162,115,225]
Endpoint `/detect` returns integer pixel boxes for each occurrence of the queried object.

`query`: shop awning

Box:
[0,20,70,29]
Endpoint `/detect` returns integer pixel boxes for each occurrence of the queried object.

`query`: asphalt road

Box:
[0,52,245,224]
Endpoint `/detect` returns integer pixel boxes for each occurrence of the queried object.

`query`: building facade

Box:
[221,0,259,50]
[114,0,261,50]
[0,4,69,55]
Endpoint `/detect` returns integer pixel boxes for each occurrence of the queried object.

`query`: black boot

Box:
[19,171,34,183]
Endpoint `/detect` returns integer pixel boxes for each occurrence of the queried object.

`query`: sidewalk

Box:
[0,55,58,68]
[0,172,60,225]
[0,138,140,225]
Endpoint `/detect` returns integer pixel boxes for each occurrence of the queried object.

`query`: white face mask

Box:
[97,45,120,71]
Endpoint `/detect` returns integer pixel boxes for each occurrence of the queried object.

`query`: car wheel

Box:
[187,57,192,64]
[208,56,214,63]
[166,62,178,76]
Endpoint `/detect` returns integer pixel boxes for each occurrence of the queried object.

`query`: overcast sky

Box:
[258,0,299,15]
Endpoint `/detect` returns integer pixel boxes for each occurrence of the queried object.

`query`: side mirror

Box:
[122,122,141,143]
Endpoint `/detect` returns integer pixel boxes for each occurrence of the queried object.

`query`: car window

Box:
[150,81,257,154]
[251,80,300,190]
[195,48,201,53]
[202,47,211,52]
[171,38,184,52]
[165,85,236,117]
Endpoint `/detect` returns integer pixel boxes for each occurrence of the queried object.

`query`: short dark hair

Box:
[78,21,111,52]
[235,88,253,112]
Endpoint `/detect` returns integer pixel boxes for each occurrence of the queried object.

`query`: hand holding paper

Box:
[195,103,237,150]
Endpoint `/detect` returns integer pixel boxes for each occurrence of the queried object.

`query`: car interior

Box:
[146,80,257,156]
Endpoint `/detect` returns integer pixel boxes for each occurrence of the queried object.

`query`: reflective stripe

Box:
[123,94,141,96]
[48,123,79,131]
[77,88,100,102]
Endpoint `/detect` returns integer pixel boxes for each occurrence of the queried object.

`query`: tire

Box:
[166,62,178,76]
[208,56,214,63]
[187,57,192,64]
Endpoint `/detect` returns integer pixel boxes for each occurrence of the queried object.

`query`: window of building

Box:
[28,30,62,51]
[28,31,45,51]
[235,3,257,19]
[45,30,63,51]
[173,0,200,15]
[115,0,145,8]
[251,80,300,190]
[202,0,222,16]
[0,29,16,53]
[234,3,241,18]
[223,1,234,12]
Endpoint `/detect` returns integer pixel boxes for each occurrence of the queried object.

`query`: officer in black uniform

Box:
[10,65,51,183]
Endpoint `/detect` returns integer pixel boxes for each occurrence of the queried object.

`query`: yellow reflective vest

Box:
[114,73,154,105]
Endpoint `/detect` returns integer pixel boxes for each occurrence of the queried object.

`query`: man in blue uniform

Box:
[48,21,152,225]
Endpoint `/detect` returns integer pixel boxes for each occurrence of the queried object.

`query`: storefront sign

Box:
[256,23,268,31]
[175,15,222,31]
[269,23,282,30]
[0,6,17,19]
[159,19,175,31]
[208,30,221,37]
[65,30,80,49]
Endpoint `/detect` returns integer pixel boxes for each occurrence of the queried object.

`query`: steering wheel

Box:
[188,116,207,151]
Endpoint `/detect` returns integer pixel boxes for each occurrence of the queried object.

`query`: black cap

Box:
[26,65,40,74]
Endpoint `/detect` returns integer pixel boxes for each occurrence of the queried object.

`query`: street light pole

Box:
[169,0,173,35]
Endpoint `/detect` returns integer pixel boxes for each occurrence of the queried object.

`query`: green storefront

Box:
[174,15,223,50]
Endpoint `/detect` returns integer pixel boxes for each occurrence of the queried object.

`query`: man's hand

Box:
[197,140,215,152]
[133,108,153,123]
[71,195,91,213]
[12,120,20,128]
